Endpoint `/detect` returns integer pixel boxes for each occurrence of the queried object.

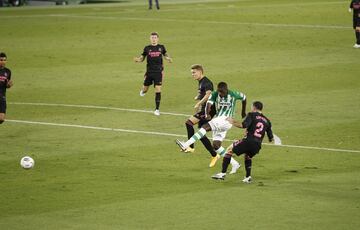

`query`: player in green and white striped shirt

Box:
[176,82,247,173]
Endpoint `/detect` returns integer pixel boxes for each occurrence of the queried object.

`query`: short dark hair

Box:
[191,64,204,73]
[253,101,263,111]
[150,32,159,37]
[217,82,228,90]
[0,52,7,59]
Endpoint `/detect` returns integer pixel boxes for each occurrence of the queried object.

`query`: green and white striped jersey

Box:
[207,90,246,117]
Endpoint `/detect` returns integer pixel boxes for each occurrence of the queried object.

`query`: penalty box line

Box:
[6,119,360,154]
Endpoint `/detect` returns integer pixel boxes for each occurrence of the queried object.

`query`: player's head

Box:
[191,64,204,80]
[252,101,263,112]
[217,82,228,97]
[150,32,159,45]
[0,53,7,68]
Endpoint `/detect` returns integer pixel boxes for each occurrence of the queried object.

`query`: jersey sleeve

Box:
[233,91,246,101]
[8,69,11,80]
[141,47,147,57]
[241,113,253,128]
[204,81,213,92]
[162,45,167,55]
[350,1,354,8]
[266,120,274,141]
[207,91,217,105]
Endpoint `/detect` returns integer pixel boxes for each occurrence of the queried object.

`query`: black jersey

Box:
[197,76,213,111]
[0,67,11,98]
[351,0,360,19]
[242,112,273,144]
[141,44,167,73]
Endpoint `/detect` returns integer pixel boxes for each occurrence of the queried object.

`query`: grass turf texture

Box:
[1,0,360,229]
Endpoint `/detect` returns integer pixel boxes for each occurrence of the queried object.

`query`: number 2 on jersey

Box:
[254,122,264,138]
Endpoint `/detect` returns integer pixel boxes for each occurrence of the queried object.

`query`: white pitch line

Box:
[9,102,189,117]
[6,119,360,154]
[1,11,350,30]
[6,119,187,138]
[48,14,351,30]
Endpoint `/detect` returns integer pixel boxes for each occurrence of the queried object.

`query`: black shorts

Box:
[0,97,6,114]
[232,139,261,158]
[144,72,163,86]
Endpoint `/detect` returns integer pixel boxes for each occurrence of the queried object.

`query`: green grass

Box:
[1,0,360,229]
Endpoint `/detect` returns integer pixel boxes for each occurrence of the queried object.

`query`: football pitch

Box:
[1,0,360,229]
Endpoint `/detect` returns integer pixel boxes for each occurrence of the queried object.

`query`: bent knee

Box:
[185,119,194,126]
[213,143,221,150]
[245,154,252,160]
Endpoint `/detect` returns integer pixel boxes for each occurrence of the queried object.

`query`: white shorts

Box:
[208,116,233,142]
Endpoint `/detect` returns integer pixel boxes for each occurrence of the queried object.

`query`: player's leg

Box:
[154,85,161,115]
[198,118,217,157]
[184,116,200,152]
[148,0,152,9]
[141,73,151,96]
[153,72,162,115]
[0,113,5,124]
[242,141,261,183]
[355,26,360,47]
[211,144,236,180]
[155,0,159,9]
[176,123,211,151]
[0,99,6,124]
[211,138,240,173]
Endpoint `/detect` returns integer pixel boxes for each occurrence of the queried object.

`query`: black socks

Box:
[356,31,360,44]
[200,137,217,157]
[185,121,195,148]
[245,158,252,177]
[155,92,161,110]
[222,154,231,173]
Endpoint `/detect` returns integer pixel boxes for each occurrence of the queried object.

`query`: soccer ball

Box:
[20,156,35,169]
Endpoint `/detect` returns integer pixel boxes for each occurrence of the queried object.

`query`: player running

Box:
[349,0,360,48]
[0,52,13,124]
[182,64,217,159]
[134,32,172,116]
[211,101,273,183]
[176,82,246,173]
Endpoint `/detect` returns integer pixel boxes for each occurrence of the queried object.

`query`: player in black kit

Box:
[0,52,14,124]
[134,32,172,116]
[349,0,360,48]
[212,101,273,183]
[182,65,218,163]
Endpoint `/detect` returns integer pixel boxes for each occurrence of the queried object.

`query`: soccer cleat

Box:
[209,154,220,167]
[229,163,241,175]
[175,139,187,151]
[242,176,252,184]
[154,109,160,116]
[353,44,360,48]
[183,147,195,153]
[140,90,146,97]
[211,172,226,180]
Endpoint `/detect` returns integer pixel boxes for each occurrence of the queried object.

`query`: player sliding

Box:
[134,32,172,116]
[0,52,13,125]
[212,101,273,183]
[176,82,246,174]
